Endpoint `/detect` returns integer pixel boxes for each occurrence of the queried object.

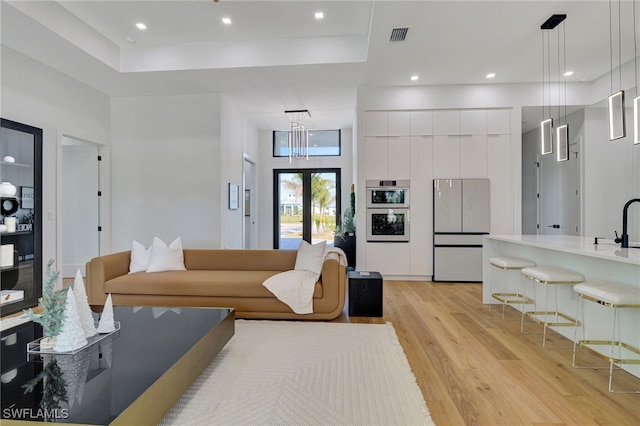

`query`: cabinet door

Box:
[460,135,488,178]
[410,137,433,276]
[387,136,411,179]
[433,136,460,178]
[487,109,511,134]
[410,111,433,135]
[460,109,487,135]
[365,111,388,136]
[488,135,512,233]
[462,179,490,232]
[433,110,460,135]
[387,111,410,136]
[434,178,462,232]
[366,242,411,275]
[365,137,388,179]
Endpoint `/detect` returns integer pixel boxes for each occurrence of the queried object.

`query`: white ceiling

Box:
[2,0,638,131]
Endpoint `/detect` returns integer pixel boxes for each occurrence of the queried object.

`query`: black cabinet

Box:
[348,271,383,317]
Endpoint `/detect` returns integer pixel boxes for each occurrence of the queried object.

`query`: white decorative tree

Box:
[72,269,97,339]
[54,291,88,352]
[97,294,116,333]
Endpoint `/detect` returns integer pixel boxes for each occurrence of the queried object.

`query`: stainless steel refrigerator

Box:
[433,179,490,282]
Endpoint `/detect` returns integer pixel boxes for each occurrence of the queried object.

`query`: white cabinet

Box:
[388,111,411,136]
[488,135,512,234]
[361,108,513,278]
[387,136,411,179]
[460,109,488,134]
[366,136,410,179]
[433,110,460,135]
[433,136,460,178]
[459,135,488,178]
[365,137,388,179]
[366,242,411,276]
[487,109,511,134]
[366,110,411,136]
[410,136,433,276]
[365,111,388,136]
[410,111,433,135]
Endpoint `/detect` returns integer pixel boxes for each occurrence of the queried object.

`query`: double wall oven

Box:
[366,179,410,242]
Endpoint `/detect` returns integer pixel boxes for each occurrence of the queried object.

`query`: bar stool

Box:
[521,266,584,347]
[489,256,535,323]
[572,281,640,393]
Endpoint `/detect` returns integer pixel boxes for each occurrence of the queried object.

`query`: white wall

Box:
[584,107,640,241]
[255,127,354,249]
[1,46,110,286]
[220,95,246,249]
[110,94,221,251]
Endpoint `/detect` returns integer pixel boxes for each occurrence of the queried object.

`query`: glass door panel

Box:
[277,172,303,249]
[311,172,337,246]
[274,169,340,249]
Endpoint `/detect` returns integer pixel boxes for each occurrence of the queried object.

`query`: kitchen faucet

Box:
[615,198,640,248]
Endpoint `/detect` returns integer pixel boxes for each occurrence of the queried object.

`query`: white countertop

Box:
[485,234,640,266]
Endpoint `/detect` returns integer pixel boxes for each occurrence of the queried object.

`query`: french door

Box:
[273,169,341,249]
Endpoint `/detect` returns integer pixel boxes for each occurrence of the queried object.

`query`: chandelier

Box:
[285,110,310,162]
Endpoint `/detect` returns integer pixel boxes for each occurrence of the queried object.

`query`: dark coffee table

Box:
[1,306,234,425]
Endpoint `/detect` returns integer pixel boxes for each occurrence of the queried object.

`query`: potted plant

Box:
[334,185,356,268]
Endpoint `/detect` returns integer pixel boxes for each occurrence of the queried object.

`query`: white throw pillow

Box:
[129,240,151,273]
[146,237,187,272]
[294,240,327,275]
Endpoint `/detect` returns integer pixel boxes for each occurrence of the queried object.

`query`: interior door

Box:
[62,137,100,277]
[538,140,580,235]
[274,169,340,249]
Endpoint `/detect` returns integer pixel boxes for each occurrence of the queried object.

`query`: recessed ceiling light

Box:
[411,75,419,81]
[486,73,496,79]
[136,22,147,30]
[563,70,574,77]
[222,17,232,25]
[124,36,136,45]
[315,12,324,20]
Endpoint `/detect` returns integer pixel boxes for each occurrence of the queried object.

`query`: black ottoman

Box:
[348,271,383,317]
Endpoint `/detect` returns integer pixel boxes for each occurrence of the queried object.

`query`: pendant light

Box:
[540,14,566,156]
[285,110,310,162]
[609,0,626,140]
[556,18,569,162]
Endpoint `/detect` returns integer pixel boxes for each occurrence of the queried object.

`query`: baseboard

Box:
[63,263,85,278]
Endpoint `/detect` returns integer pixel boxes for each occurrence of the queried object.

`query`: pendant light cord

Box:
[634,0,638,95]
[548,31,551,119]
[619,0,623,90]
[542,30,545,121]
[563,22,568,125]
[610,0,614,93]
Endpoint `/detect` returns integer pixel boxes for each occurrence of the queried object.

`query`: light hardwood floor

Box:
[335,280,640,426]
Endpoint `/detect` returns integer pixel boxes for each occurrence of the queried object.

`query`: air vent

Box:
[390,27,409,42]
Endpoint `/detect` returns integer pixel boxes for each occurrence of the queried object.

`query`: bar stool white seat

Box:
[521,266,584,347]
[489,256,535,321]
[572,281,640,393]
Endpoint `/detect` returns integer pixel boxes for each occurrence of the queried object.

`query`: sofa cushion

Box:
[129,240,151,273]
[294,240,326,275]
[106,270,323,299]
[146,237,186,272]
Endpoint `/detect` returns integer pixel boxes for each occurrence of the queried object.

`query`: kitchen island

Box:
[483,234,640,378]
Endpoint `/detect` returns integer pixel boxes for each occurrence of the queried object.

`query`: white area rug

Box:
[160,320,434,426]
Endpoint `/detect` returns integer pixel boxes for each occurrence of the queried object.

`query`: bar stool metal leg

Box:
[521,266,583,348]
[489,257,535,321]
[572,282,640,393]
